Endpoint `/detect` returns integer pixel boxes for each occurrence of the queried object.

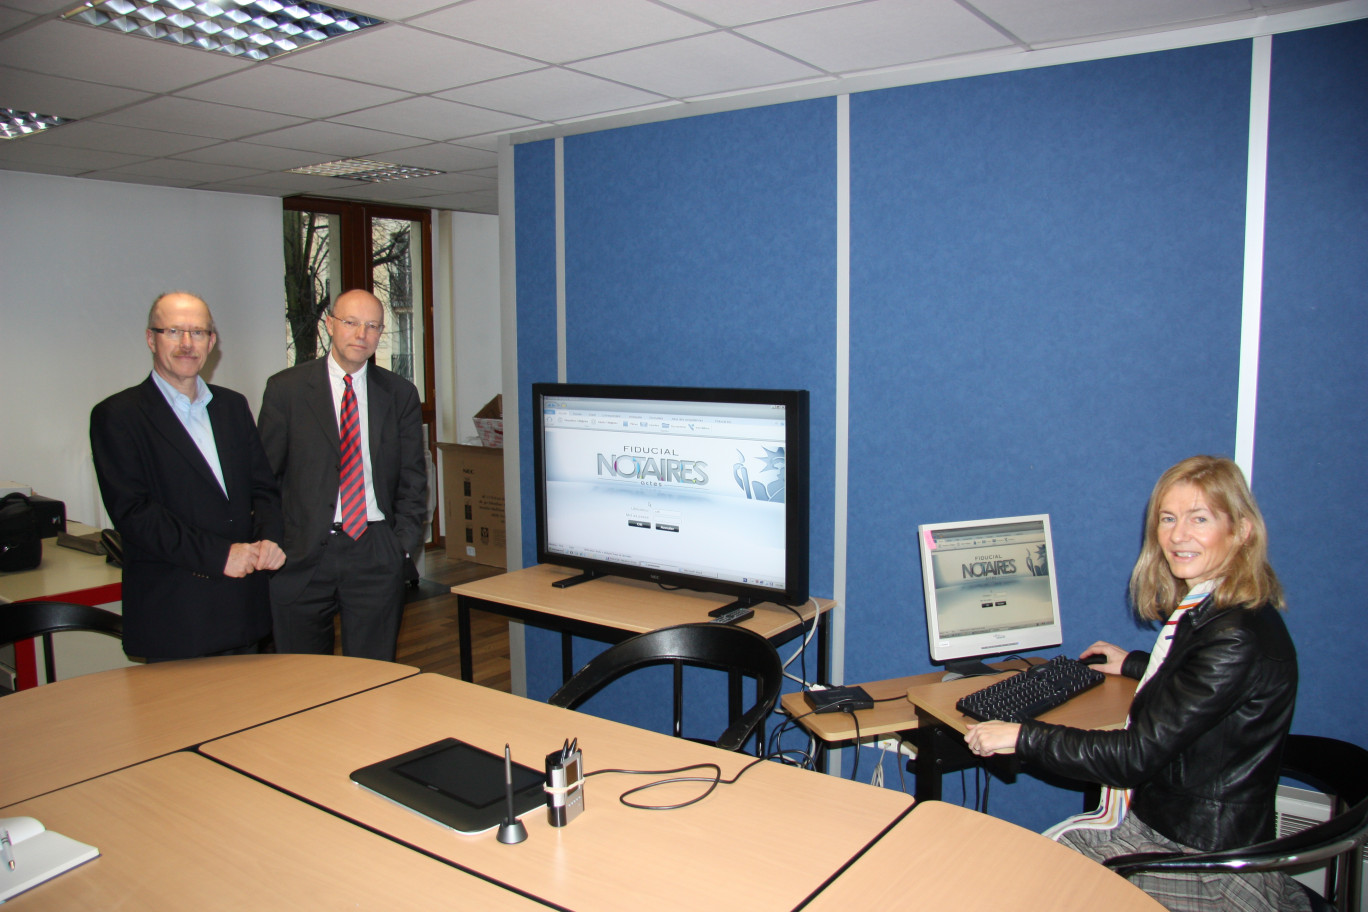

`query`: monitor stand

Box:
[940,659,997,681]
[707,595,761,618]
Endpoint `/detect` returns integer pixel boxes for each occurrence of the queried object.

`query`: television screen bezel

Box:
[916,513,1064,672]
[531,382,810,608]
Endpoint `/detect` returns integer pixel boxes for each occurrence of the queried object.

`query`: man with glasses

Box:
[90,291,285,661]
[258,289,427,660]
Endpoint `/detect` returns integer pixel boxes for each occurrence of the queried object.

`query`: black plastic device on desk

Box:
[708,606,754,625]
[955,655,1105,723]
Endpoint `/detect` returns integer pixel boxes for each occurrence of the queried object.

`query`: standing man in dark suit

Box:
[90,291,285,661]
[258,289,427,661]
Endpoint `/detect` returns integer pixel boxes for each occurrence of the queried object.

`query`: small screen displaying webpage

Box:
[924,518,1056,639]
[541,394,790,591]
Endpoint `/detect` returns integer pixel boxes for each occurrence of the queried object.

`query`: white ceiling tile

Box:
[345,0,458,21]
[406,188,497,213]
[329,95,534,141]
[737,0,1013,73]
[172,141,332,170]
[0,160,87,177]
[197,171,358,193]
[971,0,1256,44]
[317,178,438,200]
[176,66,412,119]
[85,171,205,188]
[411,0,712,63]
[0,65,153,118]
[98,158,268,183]
[569,31,823,99]
[0,6,35,32]
[276,24,539,93]
[1,0,78,13]
[0,20,251,93]
[0,140,150,170]
[96,97,307,141]
[664,0,862,28]
[381,141,498,172]
[25,121,217,155]
[436,67,666,122]
[244,120,425,157]
[394,170,496,193]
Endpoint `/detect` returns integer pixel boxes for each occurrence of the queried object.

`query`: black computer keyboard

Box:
[955,656,1105,723]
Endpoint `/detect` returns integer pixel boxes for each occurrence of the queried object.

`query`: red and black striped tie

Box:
[338,374,367,539]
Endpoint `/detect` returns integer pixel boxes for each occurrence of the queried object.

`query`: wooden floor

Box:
[357,549,511,691]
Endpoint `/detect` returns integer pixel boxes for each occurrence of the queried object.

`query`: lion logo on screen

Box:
[732,446,786,503]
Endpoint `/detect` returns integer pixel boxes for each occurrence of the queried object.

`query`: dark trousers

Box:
[271,524,405,661]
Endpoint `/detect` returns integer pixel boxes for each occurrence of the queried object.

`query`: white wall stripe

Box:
[1236,36,1273,484]
[833,94,851,687]
[555,136,567,382]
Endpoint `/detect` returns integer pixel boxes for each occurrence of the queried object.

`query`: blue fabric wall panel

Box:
[1255,19,1368,740]
[847,44,1252,829]
[521,99,838,713]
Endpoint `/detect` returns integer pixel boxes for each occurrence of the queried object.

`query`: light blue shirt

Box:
[150,370,227,497]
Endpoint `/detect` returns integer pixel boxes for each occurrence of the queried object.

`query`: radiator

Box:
[1275,784,1367,911]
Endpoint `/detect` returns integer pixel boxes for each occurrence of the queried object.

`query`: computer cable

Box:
[584,756,768,811]
[779,600,816,688]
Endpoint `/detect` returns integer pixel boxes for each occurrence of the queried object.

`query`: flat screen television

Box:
[532,383,809,609]
[916,514,1063,678]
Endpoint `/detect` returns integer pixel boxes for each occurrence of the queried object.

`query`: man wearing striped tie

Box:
[259,289,428,660]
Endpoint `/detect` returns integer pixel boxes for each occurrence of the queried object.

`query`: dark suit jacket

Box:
[258,357,427,605]
[90,376,282,658]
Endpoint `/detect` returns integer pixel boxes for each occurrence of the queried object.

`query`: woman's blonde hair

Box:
[1129,455,1284,621]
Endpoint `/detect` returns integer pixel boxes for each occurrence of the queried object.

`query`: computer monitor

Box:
[531,383,810,609]
[917,514,1063,679]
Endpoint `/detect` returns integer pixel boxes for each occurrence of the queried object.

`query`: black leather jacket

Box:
[1016,598,1297,852]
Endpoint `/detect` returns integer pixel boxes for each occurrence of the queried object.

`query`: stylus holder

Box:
[545,746,584,827]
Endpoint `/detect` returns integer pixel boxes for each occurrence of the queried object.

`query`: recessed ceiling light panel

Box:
[287,158,444,182]
[61,0,383,60]
[0,108,76,139]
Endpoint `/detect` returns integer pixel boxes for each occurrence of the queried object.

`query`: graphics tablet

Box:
[350,738,544,834]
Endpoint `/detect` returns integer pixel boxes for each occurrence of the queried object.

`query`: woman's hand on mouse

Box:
[1080,641,1128,675]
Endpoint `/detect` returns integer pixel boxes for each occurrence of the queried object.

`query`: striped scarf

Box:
[1043,581,1215,841]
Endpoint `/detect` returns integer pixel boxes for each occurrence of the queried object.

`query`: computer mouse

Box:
[1081,654,1107,665]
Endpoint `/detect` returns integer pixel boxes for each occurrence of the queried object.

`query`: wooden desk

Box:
[801,800,1164,911]
[0,653,418,806]
[905,666,1136,801]
[0,522,127,688]
[780,661,1136,801]
[201,672,913,911]
[452,563,834,686]
[1,752,545,911]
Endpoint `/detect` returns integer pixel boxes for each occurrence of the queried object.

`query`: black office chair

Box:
[0,600,124,688]
[548,622,783,753]
[1103,734,1368,912]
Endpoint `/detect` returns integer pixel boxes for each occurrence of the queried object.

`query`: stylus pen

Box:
[1,828,14,870]
[503,744,516,820]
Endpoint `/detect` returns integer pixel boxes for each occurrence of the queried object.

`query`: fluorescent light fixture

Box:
[0,109,76,139]
[287,158,444,182]
[61,0,384,61]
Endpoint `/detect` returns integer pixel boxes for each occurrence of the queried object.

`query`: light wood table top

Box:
[452,562,830,640]
[906,666,1138,735]
[201,672,913,912]
[804,799,1164,910]
[1,752,545,911]
[0,653,418,806]
[0,523,122,605]
[779,672,937,742]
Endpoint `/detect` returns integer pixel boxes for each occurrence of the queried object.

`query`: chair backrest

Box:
[548,622,783,752]
[1104,734,1368,912]
[0,600,124,687]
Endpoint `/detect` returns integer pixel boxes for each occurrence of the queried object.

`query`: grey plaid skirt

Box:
[1057,812,1313,911]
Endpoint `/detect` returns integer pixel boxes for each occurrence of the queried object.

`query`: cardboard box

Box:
[438,443,506,568]
[473,394,503,448]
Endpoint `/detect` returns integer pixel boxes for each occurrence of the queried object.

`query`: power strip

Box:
[869,736,917,759]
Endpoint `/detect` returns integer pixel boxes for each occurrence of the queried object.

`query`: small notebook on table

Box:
[1,816,100,902]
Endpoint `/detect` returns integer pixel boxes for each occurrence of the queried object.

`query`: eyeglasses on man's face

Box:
[149,327,213,342]
[330,316,385,335]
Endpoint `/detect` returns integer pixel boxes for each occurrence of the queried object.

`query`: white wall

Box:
[445,210,501,446]
[0,170,290,526]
